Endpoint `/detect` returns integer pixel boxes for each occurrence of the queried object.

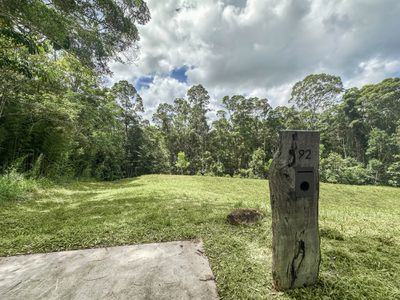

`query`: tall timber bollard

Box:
[269,130,320,290]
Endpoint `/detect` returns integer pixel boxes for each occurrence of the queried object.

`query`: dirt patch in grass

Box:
[227,208,264,225]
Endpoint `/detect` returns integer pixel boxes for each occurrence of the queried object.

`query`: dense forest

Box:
[1,0,399,188]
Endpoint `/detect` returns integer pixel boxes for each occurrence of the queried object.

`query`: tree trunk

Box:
[269,130,320,290]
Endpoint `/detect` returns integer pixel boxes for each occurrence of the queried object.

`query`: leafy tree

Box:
[341,88,368,161]
[153,103,175,168]
[249,148,267,179]
[221,95,272,172]
[0,32,43,119]
[172,97,191,158]
[110,80,144,177]
[187,84,210,173]
[111,80,143,137]
[136,124,171,174]
[209,110,235,175]
[358,78,400,134]
[290,74,343,127]
[366,128,397,164]
[0,0,150,72]
[264,106,308,156]
[367,159,384,185]
[153,103,175,134]
[0,37,126,179]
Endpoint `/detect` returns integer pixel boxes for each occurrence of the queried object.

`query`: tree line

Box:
[1,58,399,186]
[1,0,399,186]
[152,77,400,186]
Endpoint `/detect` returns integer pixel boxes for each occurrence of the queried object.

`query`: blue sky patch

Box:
[134,66,190,91]
[135,76,154,90]
[170,65,189,83]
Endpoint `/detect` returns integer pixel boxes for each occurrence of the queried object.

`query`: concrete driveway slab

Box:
[0,240,218,300]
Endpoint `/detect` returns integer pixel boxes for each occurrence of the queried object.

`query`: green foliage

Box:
[0,169,37,202]
[1,23,399,188]
[367,159,385,185]
[30,153,44,179]
[290,73,343,127]
[111,80,145,177]
[0,50,127,180]
[236,168,254,178]
[319,78,400,185]
[149,78,399,186]
[175,151,190,174]
[387,156,400,187]
[0,9,155,182]
[210,161,225,176]
[321,153,369,185]
[249,148,267,178]
[138,125,171,174]
[319,144,326,157]
[265,158,273,176]
[0,0,150,72]
[366,128,397,165]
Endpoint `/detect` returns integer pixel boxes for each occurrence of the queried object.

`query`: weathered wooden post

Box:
[269,130,320,290]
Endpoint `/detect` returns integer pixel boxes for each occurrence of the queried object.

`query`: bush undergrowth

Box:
[0,169,50,202]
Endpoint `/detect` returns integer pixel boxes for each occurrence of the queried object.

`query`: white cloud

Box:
[139,76,188,119]
[346,57,400,87]
[109,0,400,117]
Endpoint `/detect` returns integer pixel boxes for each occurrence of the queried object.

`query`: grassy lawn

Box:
[1,175,399,299]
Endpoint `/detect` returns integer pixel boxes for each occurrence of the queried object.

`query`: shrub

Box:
[210,161,225,177]
[175,151,190,175]
[320,153,369,185]
[237,168,256,178]
[0,169,37,202]
[387,156,400,187]
[249,148,267,178]
[367,159,385,185]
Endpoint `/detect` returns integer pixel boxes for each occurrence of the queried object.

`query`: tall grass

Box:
[0,169,38,202]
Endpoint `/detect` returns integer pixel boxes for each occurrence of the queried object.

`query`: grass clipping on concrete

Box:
[1,175,399,299]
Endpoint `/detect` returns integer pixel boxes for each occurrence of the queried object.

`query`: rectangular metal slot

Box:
[295,167,315,197]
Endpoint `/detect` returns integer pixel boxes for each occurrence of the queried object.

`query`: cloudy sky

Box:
[109,0,400,118]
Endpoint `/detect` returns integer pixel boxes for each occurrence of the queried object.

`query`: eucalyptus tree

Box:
[153,103,176,166]
[290,73,343,128]
[172,97,191,169]
[187,84,210,173]
[111,80,144,177]
[153,103,175,135]
[209,110,234,175]
[221,95,271,171]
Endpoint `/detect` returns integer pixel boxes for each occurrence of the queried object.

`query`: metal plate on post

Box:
[295,167,315,197]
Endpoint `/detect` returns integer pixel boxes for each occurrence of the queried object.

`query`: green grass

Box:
[1,175,399,299]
